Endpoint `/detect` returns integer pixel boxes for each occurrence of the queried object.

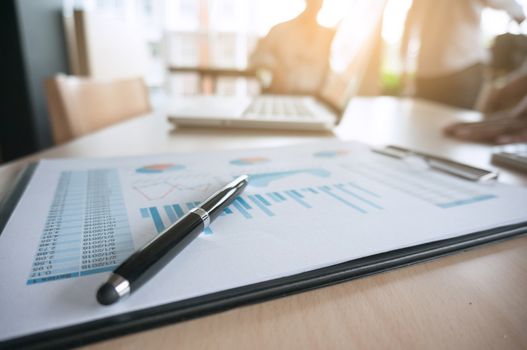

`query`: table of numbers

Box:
[27,169,134,284]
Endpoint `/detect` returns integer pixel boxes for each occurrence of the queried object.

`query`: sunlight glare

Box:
[381,0,412,45]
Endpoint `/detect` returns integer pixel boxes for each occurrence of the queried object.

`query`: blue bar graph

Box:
[139,182,389,232]
[318,186,367,214]
[255,194,271,206]
[291,190,304,198]
[164,205,177,222]
[149,207,166,232]
[248,195,275,216]
[236,197,252,209]
[273,192,285,201]
[140,175,494,235]
[285,190,311,208]
[335,184,383,209]
[267,192,282,203]
[232,199,252,219]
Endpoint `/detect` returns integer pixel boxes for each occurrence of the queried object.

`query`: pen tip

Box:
[96,283,120,305]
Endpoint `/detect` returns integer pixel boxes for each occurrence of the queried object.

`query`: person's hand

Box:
[444,113,527,144]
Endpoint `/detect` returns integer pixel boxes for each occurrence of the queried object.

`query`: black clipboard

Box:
[1,160,526,350]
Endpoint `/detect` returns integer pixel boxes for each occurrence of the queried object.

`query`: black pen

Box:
[96,175,249,305]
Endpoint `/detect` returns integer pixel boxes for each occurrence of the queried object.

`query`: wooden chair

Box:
[45,75,151,144]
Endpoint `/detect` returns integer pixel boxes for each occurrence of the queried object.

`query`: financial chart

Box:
[25,148,498,285]
[3,140,527,343]
[139,179,385,235]
[27,169,134,284]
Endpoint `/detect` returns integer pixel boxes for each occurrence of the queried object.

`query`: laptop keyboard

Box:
[242,96,314,119]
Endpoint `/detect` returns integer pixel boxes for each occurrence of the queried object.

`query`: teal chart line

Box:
[247,168,331,188]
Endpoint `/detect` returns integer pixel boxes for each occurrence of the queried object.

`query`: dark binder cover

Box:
[0,163,37,234]
[1,164,526,350]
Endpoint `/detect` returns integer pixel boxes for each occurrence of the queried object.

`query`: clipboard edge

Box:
[2,221,526,350]
[0,163,38,235]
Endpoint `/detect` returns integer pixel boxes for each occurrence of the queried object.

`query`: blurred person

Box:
[401,0,525,109]
[444,72,527,144]
[249,0,335,94]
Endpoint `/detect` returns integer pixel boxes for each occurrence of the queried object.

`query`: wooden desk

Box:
[168,66,257,78]
[1,97,526,349]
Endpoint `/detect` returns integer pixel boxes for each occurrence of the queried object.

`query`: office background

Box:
[1,0,526,162]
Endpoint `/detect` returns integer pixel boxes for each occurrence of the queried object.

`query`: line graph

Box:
[131,173,222,201]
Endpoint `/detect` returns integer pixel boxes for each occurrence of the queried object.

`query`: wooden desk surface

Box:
[1,97,526,349]
[168,66,257,78]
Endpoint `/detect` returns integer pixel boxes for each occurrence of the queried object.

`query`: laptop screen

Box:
[318,0,387,116]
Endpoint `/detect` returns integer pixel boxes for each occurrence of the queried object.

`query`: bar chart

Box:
[139,182,384,234]
[141,202,214,235]
[248,168,331,187]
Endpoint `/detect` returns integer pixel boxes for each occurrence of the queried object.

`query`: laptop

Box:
[167,1,385,131]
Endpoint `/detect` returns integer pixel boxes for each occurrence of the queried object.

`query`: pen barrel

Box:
[114,212,204,291]
[200,182,247,221]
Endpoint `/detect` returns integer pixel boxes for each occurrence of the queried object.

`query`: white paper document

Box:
[1,141,526,342]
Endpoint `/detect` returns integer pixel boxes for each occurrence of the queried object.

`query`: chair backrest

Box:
[45,75,151,144]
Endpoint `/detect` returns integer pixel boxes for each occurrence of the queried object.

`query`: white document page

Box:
[1,141,526,342]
